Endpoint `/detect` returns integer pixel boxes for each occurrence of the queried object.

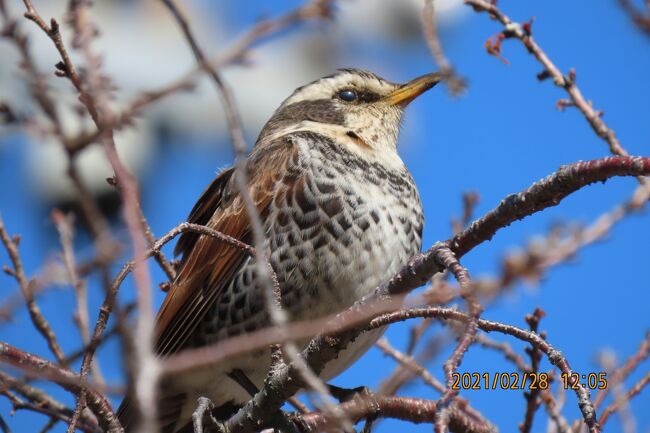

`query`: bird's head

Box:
[257,69,441,156]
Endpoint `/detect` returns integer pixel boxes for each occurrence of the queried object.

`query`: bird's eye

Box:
[337,89,357,102]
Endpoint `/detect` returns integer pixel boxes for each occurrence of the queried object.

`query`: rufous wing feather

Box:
[117,135,300,432]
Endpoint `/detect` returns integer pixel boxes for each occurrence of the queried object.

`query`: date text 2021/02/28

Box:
[450,372,608,391]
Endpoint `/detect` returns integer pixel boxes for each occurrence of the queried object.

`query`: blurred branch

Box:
[52,210,106,390]
[475,334,531,372]
[593,331,650,409]
[216,0,334,66]
[421,0,467,95]
[598,371,650,427]
[376,338,445,393]
[66,0,334,154]
[618,0,650,36]
[18,1,171,429]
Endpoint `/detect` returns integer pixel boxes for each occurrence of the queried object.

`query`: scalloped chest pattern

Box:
[192,131,423,389]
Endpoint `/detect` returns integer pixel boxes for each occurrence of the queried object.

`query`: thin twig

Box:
[598,371,650,427]
[474,334,531,372]
[0,217,68,367]
[376,338,445,393]
[368,307,600,433]
[0,342,121,433]
[464,0,647,182]
[432,247,482,433]
[593,331,650,409]
[421,0,466,95]
[52,210,106,390]
[520,308,546,433]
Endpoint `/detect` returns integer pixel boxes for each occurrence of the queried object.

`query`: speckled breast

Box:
[196,131,423,345]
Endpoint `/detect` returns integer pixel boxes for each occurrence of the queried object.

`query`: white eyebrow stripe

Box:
[281,71,398,107]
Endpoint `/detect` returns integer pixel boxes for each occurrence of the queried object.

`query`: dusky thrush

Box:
[118,69,440,433]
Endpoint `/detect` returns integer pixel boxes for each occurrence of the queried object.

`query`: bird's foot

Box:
[327,385,380,433]
[269,410,303,433]
[327,384,372,403]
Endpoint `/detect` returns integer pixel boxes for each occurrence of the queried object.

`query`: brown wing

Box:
[173,167,235,260]
[117,136,300,432]
[156,136,299,355]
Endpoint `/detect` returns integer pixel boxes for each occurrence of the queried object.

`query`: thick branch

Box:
[300,395,496,433]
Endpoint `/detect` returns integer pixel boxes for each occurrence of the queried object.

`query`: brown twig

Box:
[52,3,179,424]
[161,296,404,375]
[375,193,478,402]
[376,338,445,393]
[65,0,334,153]
[383,192,479,399]
[595,352,636,433]
[13,6,122,428]
[519,308,545,433]
[431,247,482,433]
[0,371,97,433]
[19,1,162,429]
[593,331,650,409]
[540,386,571,433]
[0,217,68,367]
[598,371,650,426]
[216,0,334,66]
[0,342,121,433]
[52,210,106,390]
[474,334,531,372]
[368,307,600,433]
[464,0,645,172]
[0,3,61,137]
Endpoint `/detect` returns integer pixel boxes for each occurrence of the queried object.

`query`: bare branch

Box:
[300,394,496,433]
[593,331,650,409]
[0,217,68,367]
[368,307,600,433]
[421,0,467,95]
[598,371,650,427]
[0,342,121,433]
[465,0,646,176]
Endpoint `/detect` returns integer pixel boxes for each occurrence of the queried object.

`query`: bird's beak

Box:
[383,73,442,108]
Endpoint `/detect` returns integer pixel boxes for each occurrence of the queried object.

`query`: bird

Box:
[117,68,440,433]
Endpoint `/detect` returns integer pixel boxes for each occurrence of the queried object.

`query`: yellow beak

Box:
[383,73,442,107]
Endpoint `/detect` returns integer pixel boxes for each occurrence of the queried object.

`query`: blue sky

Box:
[1,1,649,432]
